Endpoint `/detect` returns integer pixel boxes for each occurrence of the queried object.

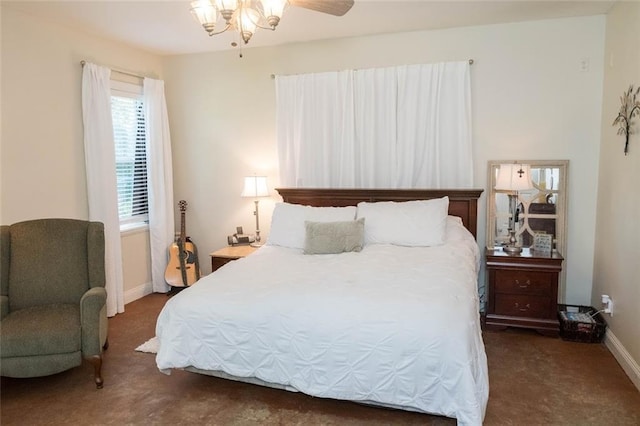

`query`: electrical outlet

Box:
[601,294,614,316]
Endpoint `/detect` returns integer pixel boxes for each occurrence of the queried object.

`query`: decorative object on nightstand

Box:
[210,245,257,273]
[532,232,553,255]
[494,162,533,254]
[484,248,563,336]
[612,84,639,155]
[241,175,269,247]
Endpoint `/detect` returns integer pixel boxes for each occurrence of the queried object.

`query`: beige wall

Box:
[163,16,605,307]
[593,1,640,388]
[121,228,153,303]
[0,6,160,297]
[0,5,3,225]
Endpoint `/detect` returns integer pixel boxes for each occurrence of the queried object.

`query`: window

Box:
[111,81,148,228]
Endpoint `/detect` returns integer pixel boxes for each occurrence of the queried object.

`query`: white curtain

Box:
[352,67,398,187]
[276,70,355,187]
[276,61,472,188]
[81,62,125,317]
[144,78,175,294]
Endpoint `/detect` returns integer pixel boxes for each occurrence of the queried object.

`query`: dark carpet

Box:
[1,293,639,425]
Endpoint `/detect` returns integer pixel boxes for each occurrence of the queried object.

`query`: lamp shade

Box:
[241,176,269,198]
[495,163,533,191]
[216,0,238,11]
[260,0,287,19]
[236,6,259,37]
[190,0,218,32]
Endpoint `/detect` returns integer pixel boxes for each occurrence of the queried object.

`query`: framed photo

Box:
[533,233,553,254]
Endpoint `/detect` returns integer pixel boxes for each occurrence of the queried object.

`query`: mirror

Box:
[487,160,568,257]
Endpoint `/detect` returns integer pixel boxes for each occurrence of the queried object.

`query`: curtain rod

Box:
[80,60,146,80]
[270,59,474,79]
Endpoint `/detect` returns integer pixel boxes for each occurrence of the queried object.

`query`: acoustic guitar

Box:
[165,200,201,288]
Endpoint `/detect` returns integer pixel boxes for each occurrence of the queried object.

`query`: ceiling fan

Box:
[190,0,355,44]
[289,0,354,17]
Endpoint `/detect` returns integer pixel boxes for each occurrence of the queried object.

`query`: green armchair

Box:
[0,219,108,388]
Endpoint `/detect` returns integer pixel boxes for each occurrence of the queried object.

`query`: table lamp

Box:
[240,175,269,247]
[495,163,532,254]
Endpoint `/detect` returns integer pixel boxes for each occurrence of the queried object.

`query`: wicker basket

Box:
[557,304,607,343]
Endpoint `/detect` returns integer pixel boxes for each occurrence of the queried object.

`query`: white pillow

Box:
[445,215,473,242]
[268,202,357,249]
[356,197,449,247]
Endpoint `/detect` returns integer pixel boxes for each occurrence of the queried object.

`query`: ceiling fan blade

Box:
[289,0,354,16]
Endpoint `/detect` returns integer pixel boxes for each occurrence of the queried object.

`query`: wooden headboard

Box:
[276,188,484,238]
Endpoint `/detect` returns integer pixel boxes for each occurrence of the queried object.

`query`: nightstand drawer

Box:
[494,270,552,296]
[211,256,234,272]
[495,294,551,318]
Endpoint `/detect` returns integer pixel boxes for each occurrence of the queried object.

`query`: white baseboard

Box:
[604,330,640,391]
[124,281,153,305]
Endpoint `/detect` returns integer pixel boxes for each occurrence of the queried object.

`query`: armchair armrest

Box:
[80,287,107,356]
[0,295,8,320]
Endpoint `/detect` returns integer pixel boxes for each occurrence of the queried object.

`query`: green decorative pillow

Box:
[303,218,365,255]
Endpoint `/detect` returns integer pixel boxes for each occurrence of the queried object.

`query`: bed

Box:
[155,188,488,425]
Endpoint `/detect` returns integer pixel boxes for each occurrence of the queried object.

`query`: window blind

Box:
[111,94,148,225]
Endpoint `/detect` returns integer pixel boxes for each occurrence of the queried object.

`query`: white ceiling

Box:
[2,0,615,56]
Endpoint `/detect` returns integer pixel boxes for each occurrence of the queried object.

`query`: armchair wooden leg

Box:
[87,355,104,389]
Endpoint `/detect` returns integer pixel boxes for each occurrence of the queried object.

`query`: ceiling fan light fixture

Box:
[190,0,353,45]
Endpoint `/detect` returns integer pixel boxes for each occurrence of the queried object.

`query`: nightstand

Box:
[485,247,564,336]
[210,245,257,272]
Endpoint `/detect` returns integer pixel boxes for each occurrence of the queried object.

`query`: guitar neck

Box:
[180,211,186,245]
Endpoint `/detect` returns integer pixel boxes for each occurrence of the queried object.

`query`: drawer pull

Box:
[514,302,531,312]
[515,279,531,288]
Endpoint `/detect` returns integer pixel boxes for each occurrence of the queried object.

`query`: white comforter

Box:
[156,233,488,425]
